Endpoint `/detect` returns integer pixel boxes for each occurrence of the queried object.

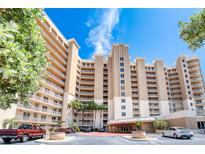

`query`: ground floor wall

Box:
[0,105,17,129]
[108,122,155,133]
[166,117,198,129]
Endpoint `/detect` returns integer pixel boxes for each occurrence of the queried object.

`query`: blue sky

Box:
[45,8,205,77]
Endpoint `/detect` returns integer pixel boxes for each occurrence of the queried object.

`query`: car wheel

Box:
[21,134,29,143]
[2,138,12,144]
[41,134,46,139]
[162,132,165,137]
[173,133,178,139]
[187,137,191,139]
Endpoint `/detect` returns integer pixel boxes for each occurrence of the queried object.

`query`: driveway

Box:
[0,132,205,145]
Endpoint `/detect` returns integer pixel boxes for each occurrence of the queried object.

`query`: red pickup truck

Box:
[0,123,46,143]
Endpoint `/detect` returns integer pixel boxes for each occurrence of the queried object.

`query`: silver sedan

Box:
[162,127,194,139]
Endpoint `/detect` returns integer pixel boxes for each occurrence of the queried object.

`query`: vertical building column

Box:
[111,44,133,120]
[62,39,79,127]
[108,56,114,121]
[136,58,149,117]
[154,60,170,116]
[94,54,104,128]
[176,56,195,111]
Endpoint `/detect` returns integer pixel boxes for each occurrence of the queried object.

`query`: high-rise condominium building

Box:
[0,13,205,132]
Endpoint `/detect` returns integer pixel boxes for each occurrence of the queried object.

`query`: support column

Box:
[136,58,149,117]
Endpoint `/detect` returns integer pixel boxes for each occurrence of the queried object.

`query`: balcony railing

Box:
[48,54,66,71]
[49,64,66,78]
[17,104,62,116]
[47,44,66,64]
[42,79,64,93]
[30,95,63,108]
[17,115,59,123]
[48,72,65,85]
[42,30,67,58]
[39,88,63,100]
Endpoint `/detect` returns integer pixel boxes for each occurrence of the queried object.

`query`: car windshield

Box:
[177,128,188,130]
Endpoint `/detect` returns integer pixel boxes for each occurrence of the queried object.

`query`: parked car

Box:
[56,128,75,134]
[0,123,46,143]
[162,127,194,139]
[98,128,105,132]
[83,127,91,132]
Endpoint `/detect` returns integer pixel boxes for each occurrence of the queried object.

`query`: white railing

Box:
[31,95,63,108]
[17,104,62,115]
[47,45,66,65]
[42,79,64,93]
[17,116,58,123]
[39,88,63,100]
[48,72,65,85]
[42,30,67,58]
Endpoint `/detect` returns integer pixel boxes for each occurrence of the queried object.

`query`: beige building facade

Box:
[0,13,205,132]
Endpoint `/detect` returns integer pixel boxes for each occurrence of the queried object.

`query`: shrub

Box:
[73,126,80,132]
[153,120,168,130]
[136,121,143,131]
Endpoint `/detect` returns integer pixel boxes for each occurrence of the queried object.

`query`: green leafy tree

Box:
[153,120,168,130]
[179,8,205,51]
[3,117,18,129]
[0,9,48,109]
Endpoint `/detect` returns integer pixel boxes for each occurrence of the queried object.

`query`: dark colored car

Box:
[0,124,46,143]
[56,128,75,134]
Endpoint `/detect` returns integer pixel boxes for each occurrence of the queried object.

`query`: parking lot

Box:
[0,132,205,145]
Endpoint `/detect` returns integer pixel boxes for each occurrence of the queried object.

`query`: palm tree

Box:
[98,104,106,129]
[81,103,88,128]
[3,117,18,129]
[67,100,83,127]
[56,120,65,128]
[87,101,98,130]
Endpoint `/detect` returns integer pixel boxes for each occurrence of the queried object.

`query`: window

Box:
[121,86,125,90]
[121,80,125,84]
[120,74,124,78]
[120,68,124,72]
[182,59,185,62]
[185,75,188,78]
[121,99,125,103]
[184,69,187,73]
[120,57,124,61]
[183,64,186,67]
[120,63,124,66]
[121,92,125,96]
[122,112,126,116]
[121,105,126,109]
[186,80,189,83]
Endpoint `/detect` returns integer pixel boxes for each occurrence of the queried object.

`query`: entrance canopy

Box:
[108,117,159,125]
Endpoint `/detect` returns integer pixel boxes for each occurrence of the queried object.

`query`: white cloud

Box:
[86,8,120,56]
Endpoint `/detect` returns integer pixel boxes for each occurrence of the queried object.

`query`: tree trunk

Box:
[82,110,84,127]
[99,110,102,129]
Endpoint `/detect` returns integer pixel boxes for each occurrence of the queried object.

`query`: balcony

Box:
[30,96,63,108]
[192,83,203,88]
[48,72,65,86]
[47,45,66,65]
[48,65,66,79]
[17,104,62,116]
[42,79,64,93]
[191,78,201,82]
[48,54,66,72]
[189,67,199,72]
[38,88,63,101]
[81,69,95,74]
[193,89,204,94]
[81,75,95,79]
[17,116,58,124]
[80,80,95,85]
[196,110,205,116]
[80,91,94,96]
[42,30,67,59]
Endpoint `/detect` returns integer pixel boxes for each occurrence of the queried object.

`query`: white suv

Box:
[162,127,194,139]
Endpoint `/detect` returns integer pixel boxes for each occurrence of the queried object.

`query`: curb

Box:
[121,136,158,141]
[34,136,75,143]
